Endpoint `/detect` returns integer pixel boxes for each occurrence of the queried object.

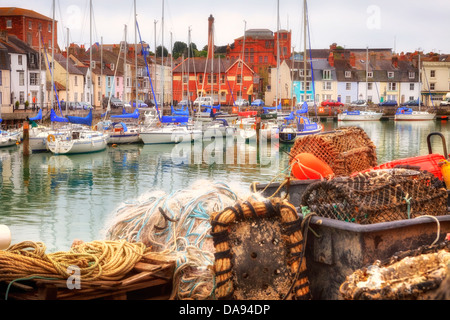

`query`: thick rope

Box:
[0,240,148,283]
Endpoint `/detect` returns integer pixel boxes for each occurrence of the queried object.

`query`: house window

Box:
[74,76,78,86]
[116,77,120,86]
[48,23,51,32]
[198,74,203,84]
[221,75,225,84]
[368,83,373,90]
[345,71,351,78]
[30,73,39,86]
[107,77,111,87]
[20,91,25,103]
[346,83,351,90]
[388,83,397,91]
[91,61,96,69]
[237,74,242,85]
[28,21,32,30]
[387,71,394,78]
[259,56,262,63]
[322,82,331,90]
[409,96,415,101]
[98,92,101,102]
[98,76,101,85]
[323,70,331,80]
[409,72,415,79]
[345,96,351,104]
[18,55,23,65]
[0,70,2,86]
[19,72,25,86]
[264,56,268,63]
[367,72,373,78]
[299,70,310,77]
[430,70,436,78]
[6,20,12,28]
[182,75,188,84]
[430,83,435,90]
[410,83,415,91]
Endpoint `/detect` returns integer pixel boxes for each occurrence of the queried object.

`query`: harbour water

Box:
[0,120,449,252]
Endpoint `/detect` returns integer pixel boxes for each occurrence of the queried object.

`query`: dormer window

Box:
[388,71,394,78]
[367,72,373,78]
[91,61,96,69]
[408,72,415,79]
[323,70,331,80]
[345,71,351,78]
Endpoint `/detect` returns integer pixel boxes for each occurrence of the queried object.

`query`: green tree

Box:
[172,41,188,59]
[156,45,168,58]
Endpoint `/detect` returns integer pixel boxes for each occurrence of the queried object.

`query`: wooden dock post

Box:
[22,121,29,156]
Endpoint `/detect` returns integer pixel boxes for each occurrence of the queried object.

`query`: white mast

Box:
[241,20,246,107]
[276,0,280,107]
[134,0,138,102]
[89,0,92,105]
[418,52,421,111]
[161,0,165,112]
[66,27,69,110]
[303,0,307,104]
[124,24,127,103]
[51,0,55,110]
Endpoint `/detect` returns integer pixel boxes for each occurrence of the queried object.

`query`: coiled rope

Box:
[0,240,149,283]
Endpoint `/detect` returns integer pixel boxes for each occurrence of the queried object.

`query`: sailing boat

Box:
[138,0,201,144]
[394,53,436,121]
[338,47,382,121]
[279,0,323,143]
[0,118,20,148]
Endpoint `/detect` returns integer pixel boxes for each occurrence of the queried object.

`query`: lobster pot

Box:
[301,168,448,225]
[339,242,450,300]
[289,126,377,177]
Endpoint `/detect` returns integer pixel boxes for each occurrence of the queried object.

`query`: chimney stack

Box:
[328,52,335,67]
[207,14,214,59]
[349,52,356,67]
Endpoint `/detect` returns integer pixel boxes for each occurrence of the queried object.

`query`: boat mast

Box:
[170,31,173,107]
[66,27,69,112]
[303,0,307,104]
[134,0,138,102]
[366,46,368,110]
[161,0,165,113]
[124,24,127,103]
[241,20,246,106]
[89,0,92,106]
[51,0,55,111]
[418,52,421,111]
[276,0,280,107]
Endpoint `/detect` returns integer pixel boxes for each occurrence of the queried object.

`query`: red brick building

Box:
[226,28,291,74]
[0,7,57,51]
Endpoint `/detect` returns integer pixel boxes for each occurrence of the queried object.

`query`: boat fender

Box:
[47,134,56,142]
[0,224,11,250]
[439,159,450,189]
[292,153,334,180]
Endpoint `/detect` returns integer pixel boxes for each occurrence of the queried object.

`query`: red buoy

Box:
[292,153,334,180]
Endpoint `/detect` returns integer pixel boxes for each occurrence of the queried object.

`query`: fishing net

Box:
[339,241,450,300]
[289,126,377,177]
[103,180,265,300]
[301,168,448,224]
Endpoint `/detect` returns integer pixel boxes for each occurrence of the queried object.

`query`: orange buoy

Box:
[291,153,334,180]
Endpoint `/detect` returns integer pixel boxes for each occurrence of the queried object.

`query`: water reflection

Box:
[1,121,449,251]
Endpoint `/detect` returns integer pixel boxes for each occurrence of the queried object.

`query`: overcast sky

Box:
[4,0,450,54]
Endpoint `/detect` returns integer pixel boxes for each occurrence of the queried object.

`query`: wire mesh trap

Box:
[289,126,377,177]
[339,241,450,300]
[301,168,448,224]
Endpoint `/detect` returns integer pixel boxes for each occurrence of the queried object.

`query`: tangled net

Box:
[301,168,448,224]
[104,180,263,300]
[0,240,149,283]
